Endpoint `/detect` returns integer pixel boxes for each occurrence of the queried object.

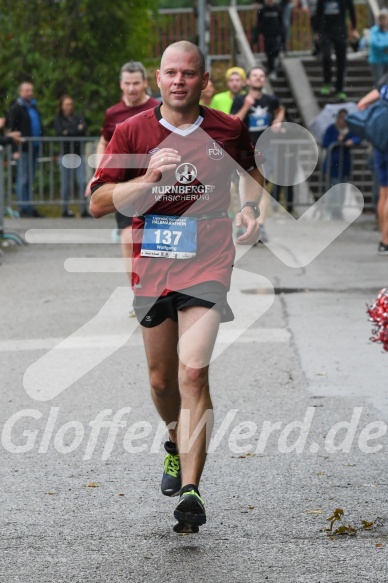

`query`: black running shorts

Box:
[115,211,132,231]
[133,281,234,328]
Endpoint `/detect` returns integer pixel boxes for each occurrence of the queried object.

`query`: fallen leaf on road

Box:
[305,510,322,514]
[361,520,375,530]
[118,493,125,496]
[376,544,383,548]
[46,492,56,495]
[333,524,357,536]
[87,483,99,488]
[326,508,357,536]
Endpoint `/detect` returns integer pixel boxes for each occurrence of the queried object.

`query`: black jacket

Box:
[256,4,283,38]
[54,113,87,155]
[7,97,43,152]
[0,136,13,147]
[316,0,357,32]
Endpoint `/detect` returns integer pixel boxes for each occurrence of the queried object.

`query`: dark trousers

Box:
[264,36,280,74]
[310,14,320,54]
[320,27,347,92]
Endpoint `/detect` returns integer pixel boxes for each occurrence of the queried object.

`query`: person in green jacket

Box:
[210,67,246,113]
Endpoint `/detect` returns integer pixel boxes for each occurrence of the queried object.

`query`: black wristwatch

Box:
[240,202,260,218]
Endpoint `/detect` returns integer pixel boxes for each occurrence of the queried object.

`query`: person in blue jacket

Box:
[358,73,388,255]
[7,81,44,217]
[368,9,388,86]
[322,108,361,219]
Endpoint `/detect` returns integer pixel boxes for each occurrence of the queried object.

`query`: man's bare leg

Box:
[120,225,133,282]
[378,186,388,246]
[176,305,220,487]
[141,318,180,443]
[171,305,220,531]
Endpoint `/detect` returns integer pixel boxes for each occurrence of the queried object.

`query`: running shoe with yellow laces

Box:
[161,440,181,497]
[173,484,206,534]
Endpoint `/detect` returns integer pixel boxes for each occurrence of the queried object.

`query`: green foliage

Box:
[158,1,252,7]
[0,0,157,133]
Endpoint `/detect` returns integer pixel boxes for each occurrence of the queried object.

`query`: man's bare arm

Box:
[235,166,264,245]
[233,94,256,121]
[272,105,285,126]
[90,147,181,218]
[358,89,379,110]
[96,136,109,156]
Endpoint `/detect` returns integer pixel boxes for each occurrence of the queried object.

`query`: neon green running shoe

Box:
[336,91,347,101]
[173,484,206,532]
[320,85,331,96]
[161,441,181,497]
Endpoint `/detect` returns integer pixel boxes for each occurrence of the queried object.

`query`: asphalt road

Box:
[1,213,387,582]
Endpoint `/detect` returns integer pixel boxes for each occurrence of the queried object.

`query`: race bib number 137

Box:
[140,215,197,259]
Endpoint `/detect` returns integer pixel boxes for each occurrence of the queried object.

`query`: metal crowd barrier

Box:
[0,136,375,218]
[1,137,98,211]
[0,146,25,245]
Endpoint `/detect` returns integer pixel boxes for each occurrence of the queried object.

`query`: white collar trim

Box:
[158,115,204,136]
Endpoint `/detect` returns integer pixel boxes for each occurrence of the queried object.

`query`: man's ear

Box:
[202,71,210,90]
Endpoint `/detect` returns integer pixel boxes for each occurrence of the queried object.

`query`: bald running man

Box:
[90,41,263,534]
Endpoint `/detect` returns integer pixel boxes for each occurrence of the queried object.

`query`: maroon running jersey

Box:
[92,105,261,297]
[101,97,160,142]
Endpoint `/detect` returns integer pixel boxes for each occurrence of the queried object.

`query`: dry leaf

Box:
[306,509,322,514]
[326,508,357,536]
[376,543,383,548]
[361,520,375,530]
[87,483,99,488]
[118,493,125,497]
[46,492,56,495]
[333,523,357,536]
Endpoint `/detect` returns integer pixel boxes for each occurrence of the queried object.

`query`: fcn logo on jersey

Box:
[175,163,197,184]
[206,140,224,160]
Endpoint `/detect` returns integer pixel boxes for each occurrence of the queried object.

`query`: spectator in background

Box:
[256,0,283,80]
[231,66,285,241]
[358,74,388,255]
[90,61,159,297]
[54,95,89,218]
[368,9,388,86]
[317,0,359,100]
[210,67,246,113]
[231,66,285,143]
[200,79,215,106]
[322,108,361,219]
[7,81,44,217]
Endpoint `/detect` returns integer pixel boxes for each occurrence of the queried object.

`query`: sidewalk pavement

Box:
[0,213,387,582]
